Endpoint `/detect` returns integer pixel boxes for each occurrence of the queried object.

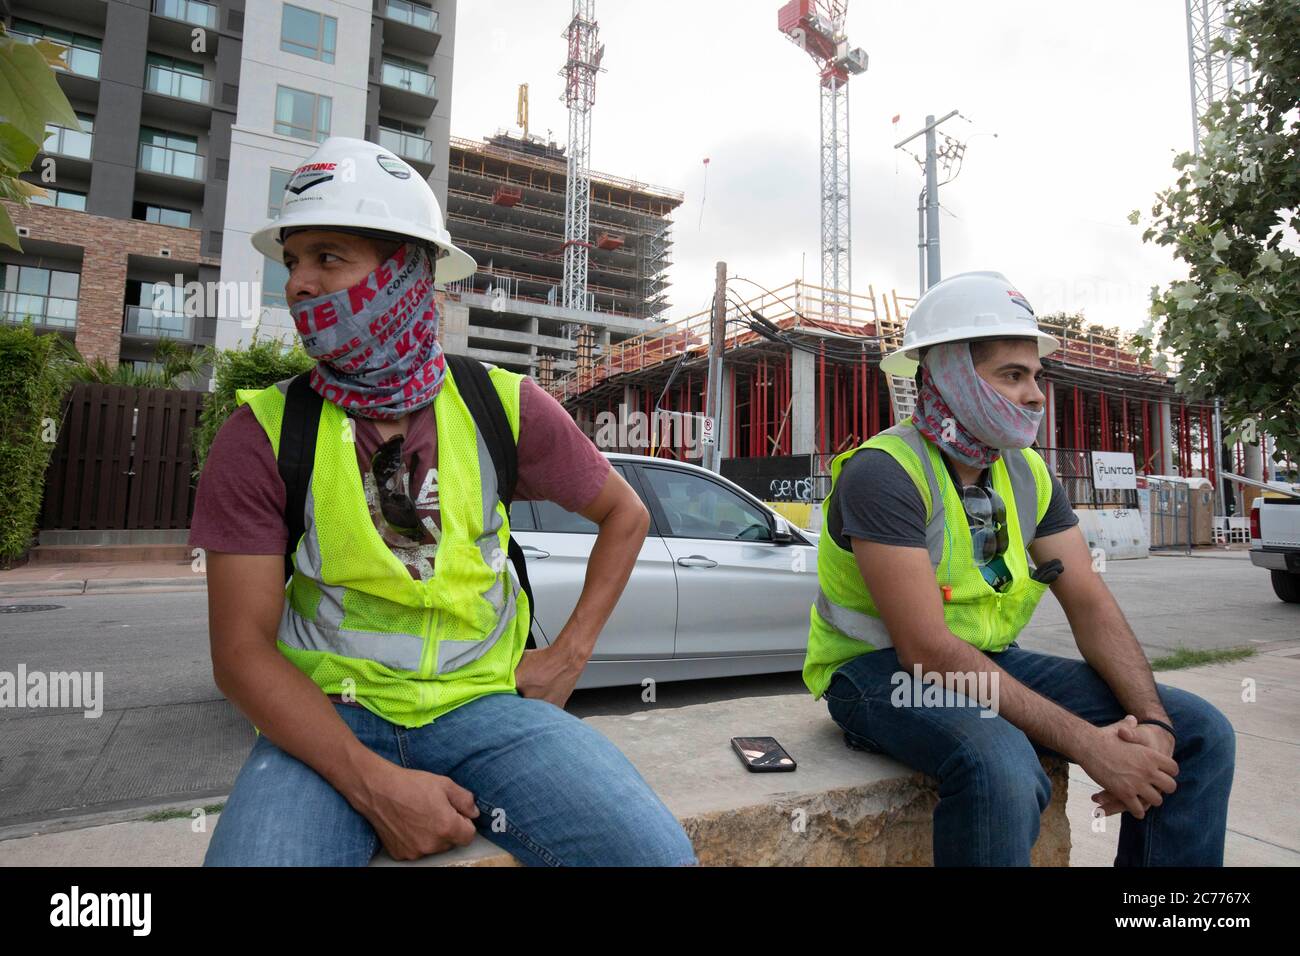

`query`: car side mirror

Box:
[772,515,795,545]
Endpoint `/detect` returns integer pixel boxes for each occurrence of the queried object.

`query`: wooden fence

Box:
[40,384,206,530]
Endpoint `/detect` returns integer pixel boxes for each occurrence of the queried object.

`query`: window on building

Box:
[133,202,193,228]
[145,53,208,103]
[274,86,332,142]
[262,259,290,308]
[29,187,88,211]
[281,4,337,64]
[1,264,80,329]
[267,168,292,218]
[138,127,202,179]
[10,19,102,78]
[44,113,94,160]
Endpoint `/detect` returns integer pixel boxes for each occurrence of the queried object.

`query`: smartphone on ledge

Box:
[731,736,797,772]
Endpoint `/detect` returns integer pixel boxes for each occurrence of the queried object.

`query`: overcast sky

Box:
[449,0,1198,332]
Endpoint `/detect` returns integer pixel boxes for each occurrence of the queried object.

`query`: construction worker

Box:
[804,271,1236,866]
[191,138,695,867]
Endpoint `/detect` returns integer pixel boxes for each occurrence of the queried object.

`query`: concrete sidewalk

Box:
[2,648,1295,866]
[0,561,203,597]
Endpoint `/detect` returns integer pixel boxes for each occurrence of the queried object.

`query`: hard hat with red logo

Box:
[251,137,477,284]
[880,271,1059,375]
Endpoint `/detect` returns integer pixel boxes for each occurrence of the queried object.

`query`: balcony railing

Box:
[11,34,101,79]
[139,143,205,180]
[381,62,435,98]
[152,0,217,29]
[43,124,93,160]
[145,64,211,104]
[123,305,193,340]
[1,292,78,329]
[384,0,439,33]
[378,127,433,163]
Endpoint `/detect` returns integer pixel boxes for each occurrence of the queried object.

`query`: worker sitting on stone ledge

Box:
[803,271,1236,866]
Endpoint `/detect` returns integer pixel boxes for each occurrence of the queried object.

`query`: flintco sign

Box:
[1091,452,1138,489]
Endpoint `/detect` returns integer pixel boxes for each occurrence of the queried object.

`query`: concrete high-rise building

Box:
[0,0,456,368]
[440,130,683,380]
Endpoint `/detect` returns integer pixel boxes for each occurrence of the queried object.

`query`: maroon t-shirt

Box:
[190,376,610,580]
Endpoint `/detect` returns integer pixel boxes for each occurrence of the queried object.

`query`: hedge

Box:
[194,338,315,471]
[0,325,70,563]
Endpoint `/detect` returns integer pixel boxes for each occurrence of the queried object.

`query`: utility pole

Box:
[894,109,959,291]
[1213,397,1227,515]
[704,261,727,473]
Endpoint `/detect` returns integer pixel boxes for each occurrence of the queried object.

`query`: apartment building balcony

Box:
[150,0,222,47]
[381,0,442,55]
[377,126,434,174]
[142,63,213,125]
[1,290,78,331]
[39,119,95,180]
[8,24,102,104]
[136,143,207,199]
[152,0,216,29]
[122,305,195,342]
[379,60,437,115]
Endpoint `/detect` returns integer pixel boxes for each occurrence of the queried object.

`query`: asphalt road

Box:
[1,552,1295,832]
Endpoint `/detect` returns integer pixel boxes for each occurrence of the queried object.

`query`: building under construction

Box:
[439,130,683,381]
[548,278,1265,502]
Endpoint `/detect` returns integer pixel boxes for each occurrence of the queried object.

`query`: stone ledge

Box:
[374,692,1070,866]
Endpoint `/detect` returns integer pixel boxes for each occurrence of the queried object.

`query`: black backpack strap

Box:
[277,371,324,583]
[445,354,536,643]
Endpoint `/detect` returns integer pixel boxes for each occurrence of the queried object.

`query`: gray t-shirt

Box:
[829,448,1079,551]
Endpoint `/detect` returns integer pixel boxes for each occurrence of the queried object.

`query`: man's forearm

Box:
[908,637,1098,761]
[548,504,647,664]
[214,643,392,811]
[1069,596,1170,725]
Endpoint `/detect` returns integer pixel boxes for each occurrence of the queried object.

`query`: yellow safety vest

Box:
[803,418,1054,699]
[237,363,530,728]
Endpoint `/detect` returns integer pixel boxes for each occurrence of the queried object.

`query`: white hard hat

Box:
[251,137,477,284]
[880,271,1059,376]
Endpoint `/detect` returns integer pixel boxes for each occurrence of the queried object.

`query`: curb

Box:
[0,578,205,599]
[0,793,230,844]
[0,580,87,597]
[85,577,206,592]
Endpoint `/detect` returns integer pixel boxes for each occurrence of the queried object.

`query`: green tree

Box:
[0,324,69,563]
[68,339,208,389]
[0,22,81,249]
[193,338,315,471]
[1132,0,1299,462]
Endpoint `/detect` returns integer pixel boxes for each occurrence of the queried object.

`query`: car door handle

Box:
[676,555,717,568]
[521,546,550,559]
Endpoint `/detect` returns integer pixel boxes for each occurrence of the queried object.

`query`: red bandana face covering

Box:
[291,242,447,421]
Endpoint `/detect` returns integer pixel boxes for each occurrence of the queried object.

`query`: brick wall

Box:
[1,200,220,365]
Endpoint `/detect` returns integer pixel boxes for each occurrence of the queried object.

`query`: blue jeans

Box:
[204,693,696,867]
[824,645,1236,866]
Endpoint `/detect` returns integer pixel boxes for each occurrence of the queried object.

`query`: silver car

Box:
[509,454,820,689]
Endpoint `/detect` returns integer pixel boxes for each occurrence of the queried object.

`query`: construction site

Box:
[441,0,1286,527]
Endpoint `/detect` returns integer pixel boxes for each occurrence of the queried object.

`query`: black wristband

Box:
[1138,718,1176,741]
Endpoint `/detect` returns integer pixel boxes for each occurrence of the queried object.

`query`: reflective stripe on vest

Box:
[813,590,893,648]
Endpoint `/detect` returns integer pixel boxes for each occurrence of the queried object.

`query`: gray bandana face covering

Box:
[290,242,447,420]
[915,342,1045,465]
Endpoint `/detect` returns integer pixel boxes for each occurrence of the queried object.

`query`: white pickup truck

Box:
[1250,488,1300,603]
